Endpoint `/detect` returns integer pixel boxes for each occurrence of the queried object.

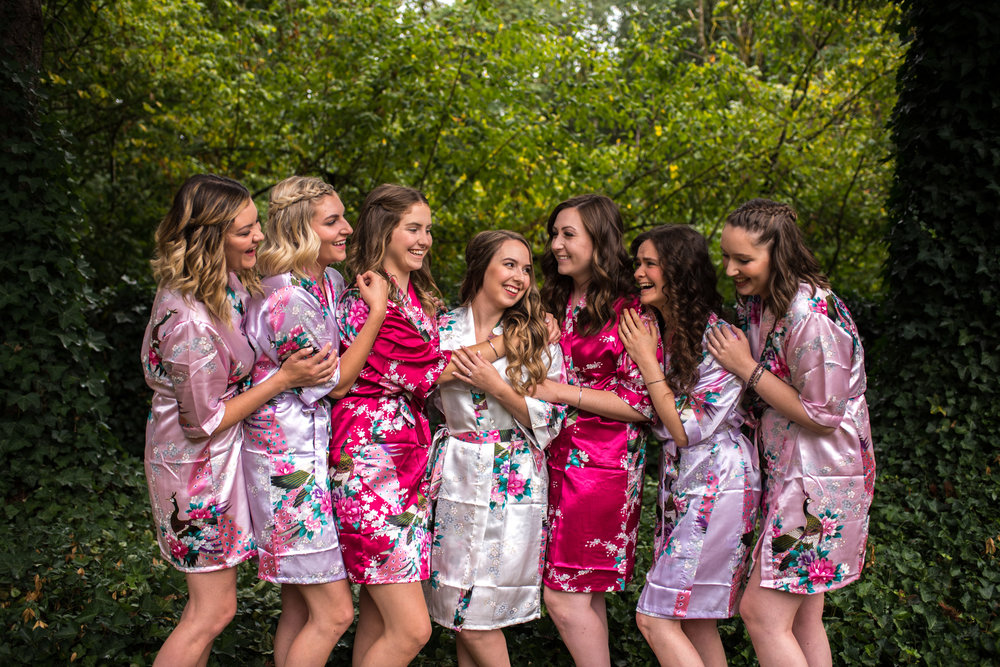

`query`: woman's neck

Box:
[570,277,591,303]
[469,293,504,341]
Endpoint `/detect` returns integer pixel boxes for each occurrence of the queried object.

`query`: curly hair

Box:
[151,173,258,327]
[346,183,442,316]
[632,225,722,398]
[460,230,551,395]
[540,194,635,336]
[724,198,830,317]
[257,176,339,279]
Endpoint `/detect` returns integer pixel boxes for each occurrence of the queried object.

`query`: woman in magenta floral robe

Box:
[621,226,760,667]
[535,194,655,666]
[328,184,506,667]
[243,176,388,667]
[709,199,875,667]
[142,174,335,666]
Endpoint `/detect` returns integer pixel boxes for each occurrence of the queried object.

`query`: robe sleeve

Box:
[521,344,568,450]
[160,319,230,440]
[665,347,744,445]
[612,307,658,420]
[785,310,855,429]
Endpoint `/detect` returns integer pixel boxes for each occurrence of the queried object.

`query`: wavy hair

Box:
[632,225,722,398]
[257,176,338,279]
[725,198,830,317]
[346,183,441,316]
[460,230,551,395]
[540,194,635,336]
[151,173,257,327]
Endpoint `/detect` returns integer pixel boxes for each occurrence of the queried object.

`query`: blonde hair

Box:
[151,174,257,327]
[257,176,339,279]
[347,184,442,316]
[460,230,550,395]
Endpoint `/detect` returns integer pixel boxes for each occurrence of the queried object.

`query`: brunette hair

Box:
[257,175,339,278]
[540,194,635,336]
[632,225,722,398]
[460,230,550,395]
[151,173,258,326]
[725,198,830,317]
[346,183,441,315]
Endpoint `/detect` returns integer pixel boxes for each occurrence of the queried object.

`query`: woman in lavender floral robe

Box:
[328,185,507,667]
[142,174,335,666]
[243,176,388,667]
[709,199,875,667]
[426,231,566,667]
[621,226,760,667]
[535,194,655,666]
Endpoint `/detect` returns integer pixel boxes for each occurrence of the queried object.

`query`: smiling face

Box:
[477,239,533,312]
[223,200,263,272]
[382,202,432,278]
[549,206,594,288]
[310,193,351,269]
[720,224,772,299]
[634,239,668,312]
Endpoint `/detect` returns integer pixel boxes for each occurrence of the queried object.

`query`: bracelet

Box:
[487,338,499,360]
[576,385,583,408]
[646,377,667,386]
[747,361,766,390]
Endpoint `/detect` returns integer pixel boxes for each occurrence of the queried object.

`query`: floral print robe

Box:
[543,295,656,592]
[141,274,257,572]
[637,314,760,619]
[425,306,567,630]
[242,268,346,584]
[329,280,450,584]
[739,283,875,594]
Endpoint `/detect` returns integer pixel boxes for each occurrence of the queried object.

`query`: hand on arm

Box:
[213,343,337,435]
[451,347,531,425]
[329,272,388,399]
[439,334,506,383]
[531,377,648,423]
[619,309,687,447]
[705,324,835,435]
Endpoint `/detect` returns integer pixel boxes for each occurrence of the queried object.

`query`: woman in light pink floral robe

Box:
[142,174,335,666]
[708,199,875,667]
[535,194,655,666]
[328,185,506,667]
[621,226,760,667]
[243,176,388,667]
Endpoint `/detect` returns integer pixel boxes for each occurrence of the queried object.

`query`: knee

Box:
[635,612,654,641]
[739,591,771,635]
[542,588,570,625]
[192,596,237,638]
[390,614,431,654]
[330,599,356,637]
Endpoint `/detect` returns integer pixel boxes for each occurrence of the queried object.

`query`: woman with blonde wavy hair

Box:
[426,230,566,667]
[242,175,389,667]
[141,174,336,667]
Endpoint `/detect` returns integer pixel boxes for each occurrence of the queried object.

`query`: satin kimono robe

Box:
[637,314,761,619]
[739,284,875,594]
[330,280,450,584]
[426,306,567,630]
[242,268,346,584]
[141,274,257,572]
[543,295,656,592]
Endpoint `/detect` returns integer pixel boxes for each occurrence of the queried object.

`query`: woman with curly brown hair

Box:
[141,174,336,666]
[619,225,760,667]
[534,194,656,666]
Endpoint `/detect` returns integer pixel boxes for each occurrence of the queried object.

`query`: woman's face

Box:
[634,239,667,311]
[310,194,351,268]
[478,239,533,311]
[720,224,771,299]
[383,202,432,278]
[223,200,263,273]
[549,207,594,287]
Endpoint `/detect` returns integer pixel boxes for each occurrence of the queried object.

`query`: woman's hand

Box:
[705,323,756,380]
[277,342,338,389]
[356,271,388,320]
[451,346,505,395]
[544,312,561,344]
[618,308,658,366]
[529,378,562,404]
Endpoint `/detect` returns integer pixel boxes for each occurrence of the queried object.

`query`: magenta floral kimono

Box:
[739,283,875,594]
[329,280,450,584]
[141,274,257,572]
[543,295,656,592]
[242,268,346,584]
[637,313,760,619]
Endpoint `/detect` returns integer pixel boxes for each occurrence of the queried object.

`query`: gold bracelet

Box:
[487,338,499,360]
[577,385,583,408]
[646,377,667,386]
